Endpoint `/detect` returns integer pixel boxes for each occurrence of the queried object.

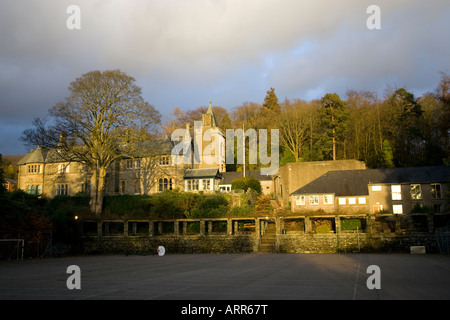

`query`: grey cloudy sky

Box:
[1,0,449,155]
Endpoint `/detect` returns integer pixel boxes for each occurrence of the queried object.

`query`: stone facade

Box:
[17,105,225,197]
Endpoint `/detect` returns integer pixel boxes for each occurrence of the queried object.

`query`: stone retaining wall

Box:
[78,214,444,254]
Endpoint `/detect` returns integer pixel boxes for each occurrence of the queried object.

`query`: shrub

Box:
[231,176,262,193]
[340,218,362,231]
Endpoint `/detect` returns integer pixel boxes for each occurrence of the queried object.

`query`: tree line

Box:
[165,73,450,169]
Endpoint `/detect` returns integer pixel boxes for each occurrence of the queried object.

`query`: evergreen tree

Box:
[319,93,349,160]
[262,87,280,113]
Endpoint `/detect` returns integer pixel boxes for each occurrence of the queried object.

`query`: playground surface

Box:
[1,253,450,300]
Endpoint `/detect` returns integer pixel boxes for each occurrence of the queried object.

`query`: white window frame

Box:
[296,195,306,206]
[393,204,403,214]
[338,198,346,205]
[391,185,402,200]
[309,195,319,205]
[371,185,382,191]
[323,194,333,205]
[348,198,356,205]
[358,197,366,204]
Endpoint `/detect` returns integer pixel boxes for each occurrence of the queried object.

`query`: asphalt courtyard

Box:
[1,253,450,300]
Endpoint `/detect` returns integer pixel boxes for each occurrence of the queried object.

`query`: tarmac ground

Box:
[1,253,450,300]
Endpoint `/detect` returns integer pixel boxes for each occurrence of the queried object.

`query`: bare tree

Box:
[277,99,312,162]
[21,70,161,215]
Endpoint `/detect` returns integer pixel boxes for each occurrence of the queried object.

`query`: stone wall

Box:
[78,214,445,254]
[276,233,438,253]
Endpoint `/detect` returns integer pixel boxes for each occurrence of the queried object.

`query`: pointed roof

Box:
[205,100,218,128]
[17,146,48,165]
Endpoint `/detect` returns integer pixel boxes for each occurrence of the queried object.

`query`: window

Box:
[373,205,383,214]
[433,204,442,213]
[159,178,173,192]
[338,198,346,205]
[391,185,402,200]
[309,195,319,205]
[134,180,141,195]
[27,164,42,174]
[371,185,382,191]
[134,160,141,169]
[410,184,422,200]
[120,181,126,194]
[296,195,305,206]
[126,159,133,169]
[323,194,333,205]
[36,185,42,196]
[26,185,35,195]
[431,184,442,199]
[202,179,211,191]
[393,204,403,214]
[56,184,69,195]
[159,156,170,166]
[57,164,70,173]
[358,197,366,204]
[348,198,356,205]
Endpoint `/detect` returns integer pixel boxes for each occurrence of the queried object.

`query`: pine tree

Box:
[263,87,280,113]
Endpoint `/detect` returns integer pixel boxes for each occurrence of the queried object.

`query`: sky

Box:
[0,0,449,155]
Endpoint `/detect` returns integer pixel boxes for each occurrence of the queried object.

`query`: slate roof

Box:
[290,166,450,197]
[17,146,48,165]
[220,171,272,185]
[184,168,222,179]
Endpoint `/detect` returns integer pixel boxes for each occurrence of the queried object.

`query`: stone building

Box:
[17,104,226,197]
[290,166,450,215]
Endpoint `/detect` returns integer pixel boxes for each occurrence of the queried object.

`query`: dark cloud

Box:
[1,0,449,154]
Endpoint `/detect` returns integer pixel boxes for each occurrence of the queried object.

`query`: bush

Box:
[315,224,332,234]
[231,176,262,193]
[340,218,362,231]
[189,194,229,218]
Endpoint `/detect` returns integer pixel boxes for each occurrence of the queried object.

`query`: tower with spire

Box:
[196,101,226,172]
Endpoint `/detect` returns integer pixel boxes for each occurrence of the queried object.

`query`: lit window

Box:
[358,197,366,204]
[410,184,422,200]
[372,185,382,191]
[348,198,356,205]
[391,185,402,200]
[393,204,403,214]
[338,198,346,205]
